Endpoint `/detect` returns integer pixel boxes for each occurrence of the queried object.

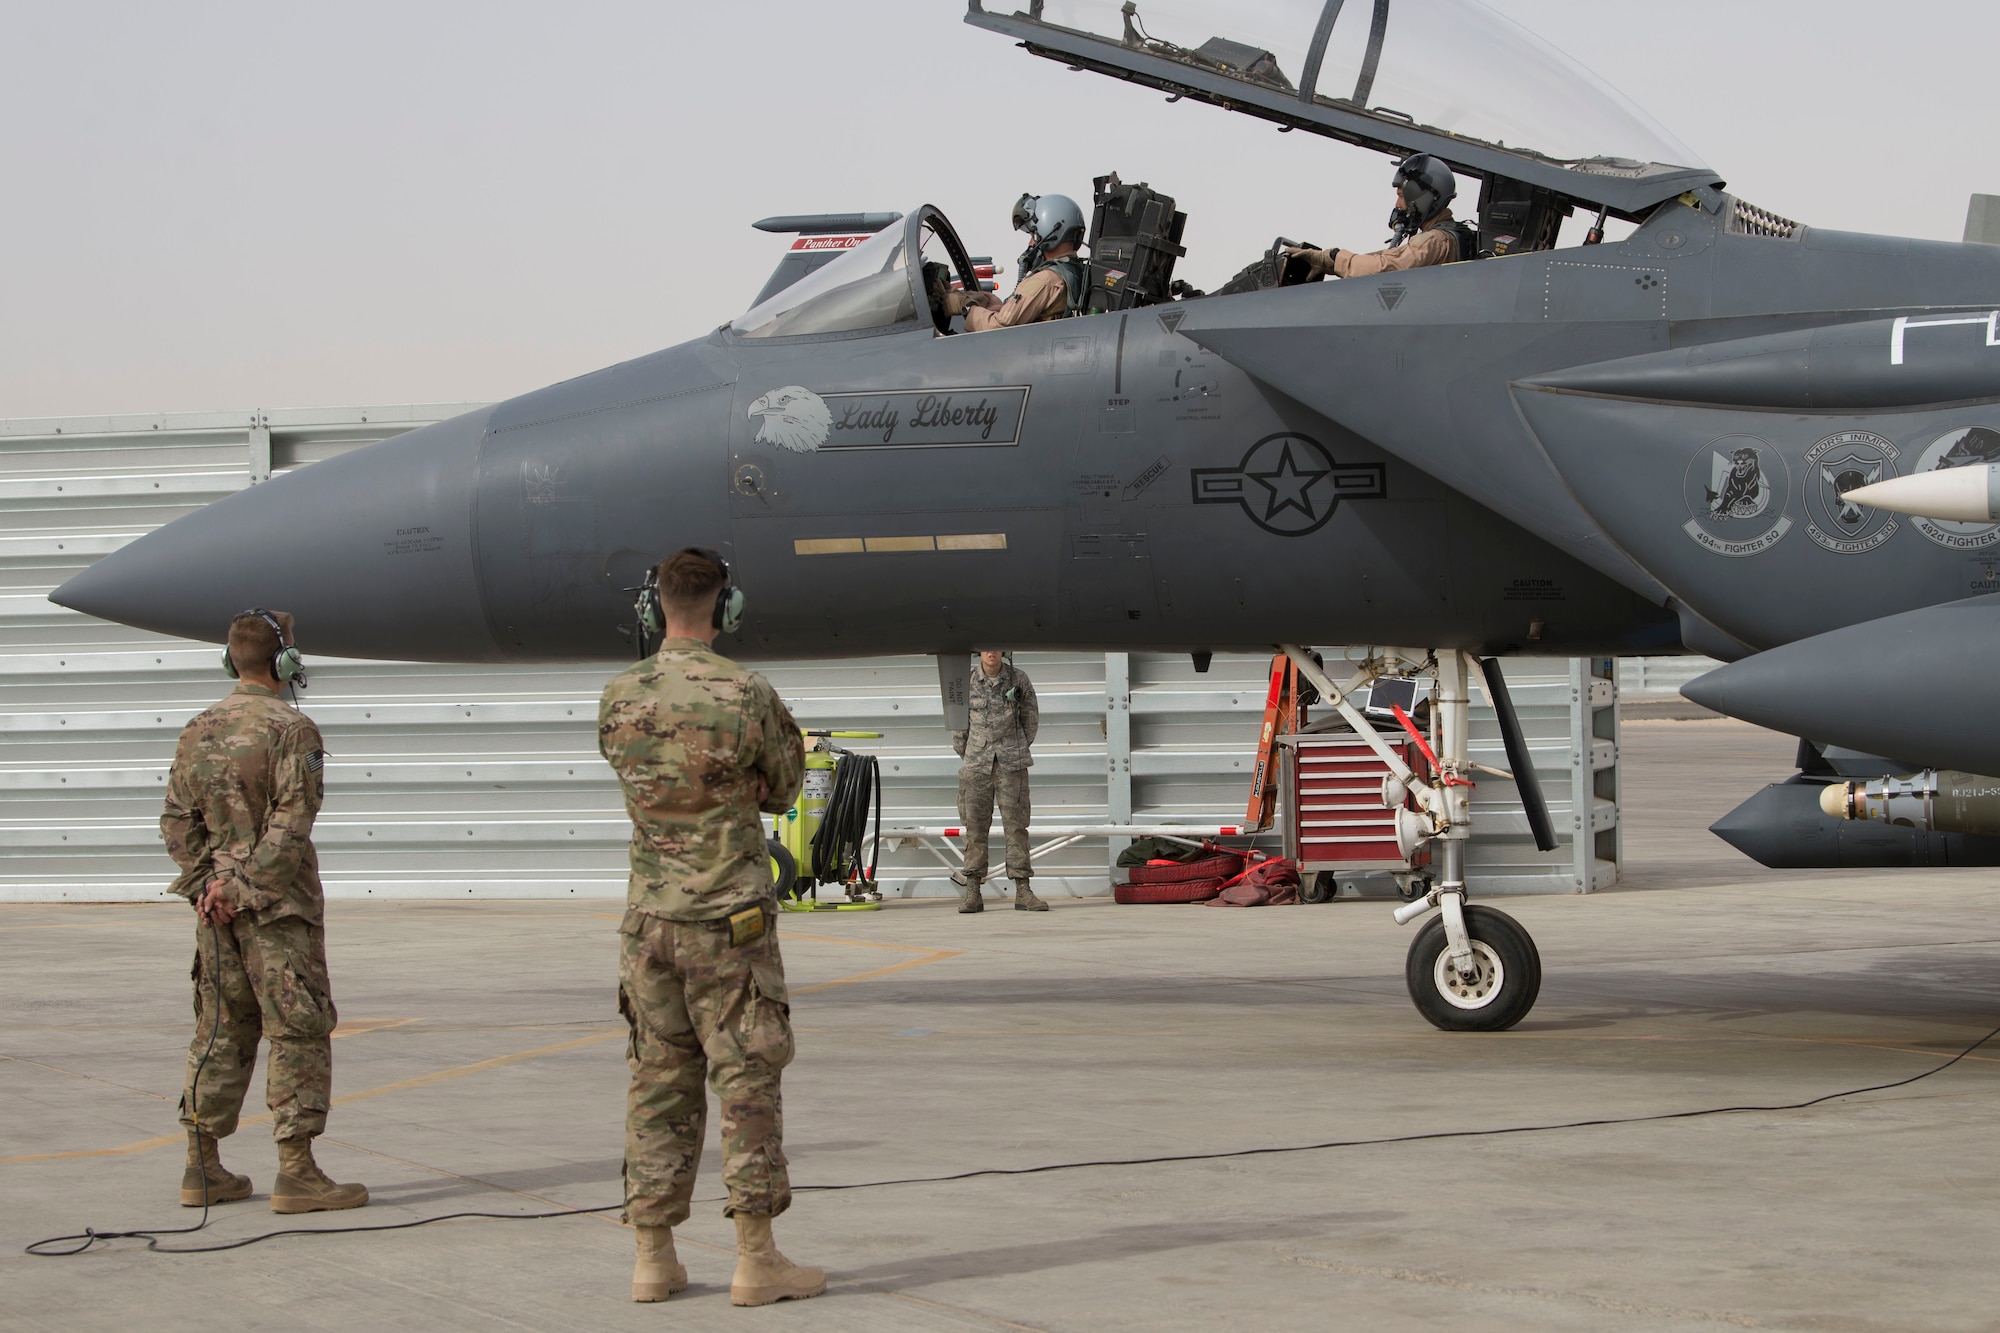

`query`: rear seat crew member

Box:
[1288,154,1469,278]
[943,193,1086,330]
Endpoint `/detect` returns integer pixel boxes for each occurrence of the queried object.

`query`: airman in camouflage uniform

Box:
[951,650,1045,912]
[598,548,823,1306]
[160,609,367,1214]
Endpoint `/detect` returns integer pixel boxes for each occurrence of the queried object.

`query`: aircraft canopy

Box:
[732,207,981,341]
[974,0,1712,205]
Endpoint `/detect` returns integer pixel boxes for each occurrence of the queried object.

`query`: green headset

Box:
[221,608,306,686]
[635,548,744,650]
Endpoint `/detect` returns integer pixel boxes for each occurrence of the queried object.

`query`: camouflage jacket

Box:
[160,682,326,923]
[953,661,1039,773]
[599,639,806,920]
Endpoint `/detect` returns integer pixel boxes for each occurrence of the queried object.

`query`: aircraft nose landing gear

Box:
[1282,645,1551,1033]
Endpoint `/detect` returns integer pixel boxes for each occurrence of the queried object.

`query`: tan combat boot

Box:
[955,874,984,914]
[632,1224,689,1302]
[730,1213,826,1306]
[270,1137,369,1213]
[179,1128,253,1207]
[1012,879,1049,911]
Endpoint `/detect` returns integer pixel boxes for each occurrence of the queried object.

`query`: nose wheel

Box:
[1404,904,1541,1031]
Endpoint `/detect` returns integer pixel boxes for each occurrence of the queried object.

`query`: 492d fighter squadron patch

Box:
[1681,435,1792,557]
[1909,426,2000,550]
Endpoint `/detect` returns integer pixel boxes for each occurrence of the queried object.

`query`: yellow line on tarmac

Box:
[783,930,961,995]
[2,1131,186,1164]
[0,920,164,931]
[2,931,960,1165]
[329,1031,627,1112]
[0,1054,172,1103]
[0,1031,625,1165]
[332,1017,419,1039]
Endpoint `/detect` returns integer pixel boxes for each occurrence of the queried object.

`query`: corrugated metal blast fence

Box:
[2,406,1632,902]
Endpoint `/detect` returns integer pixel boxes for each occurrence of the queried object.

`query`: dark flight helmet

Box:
[1391,154,1457,229]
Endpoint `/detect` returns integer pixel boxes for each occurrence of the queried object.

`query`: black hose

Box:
[809,752,881,887]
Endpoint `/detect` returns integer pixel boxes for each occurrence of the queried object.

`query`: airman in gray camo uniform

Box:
[160,609,367,1214]
[952,649,1046,912]
[598,548,823,1307]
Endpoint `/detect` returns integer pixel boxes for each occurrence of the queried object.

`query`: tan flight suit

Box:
[965,266,1069,331]
[1304,210,1463,278]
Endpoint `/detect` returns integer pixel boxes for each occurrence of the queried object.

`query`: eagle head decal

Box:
[747,385,831,453]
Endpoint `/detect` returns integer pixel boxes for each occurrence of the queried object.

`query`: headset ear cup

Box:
[273,648,303,683]
[222,649,239,679]
[719,588,745,635]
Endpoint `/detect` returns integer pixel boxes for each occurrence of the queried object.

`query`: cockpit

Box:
[728,1,1741,342]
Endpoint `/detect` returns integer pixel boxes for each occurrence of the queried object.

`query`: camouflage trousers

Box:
[180,913,337,1141]
[617,906,795,1228]
[958,759,1032,882]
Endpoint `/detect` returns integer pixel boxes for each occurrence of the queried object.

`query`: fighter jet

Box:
[49,0,2000,1030]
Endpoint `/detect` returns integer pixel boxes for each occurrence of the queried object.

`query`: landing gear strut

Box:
[1280,646,1545,1032]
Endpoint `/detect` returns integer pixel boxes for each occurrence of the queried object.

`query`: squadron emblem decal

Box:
[1804,430,1900,554]
[1681,435,1792,556]
[747,385,832,453]
[1191,433,1385,536]
[1909,426,2000,549]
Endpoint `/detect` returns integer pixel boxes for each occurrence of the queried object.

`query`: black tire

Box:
[768,837,799,901]
[1125,853,1244,885]
[1404,905,1541,1032]
[1300,872,1336,904]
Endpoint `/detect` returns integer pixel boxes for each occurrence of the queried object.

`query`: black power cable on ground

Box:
[33,919,230,1257]
[28,1019,2000,1258]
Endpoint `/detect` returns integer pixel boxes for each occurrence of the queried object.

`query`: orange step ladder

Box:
[1245,652,1303,831]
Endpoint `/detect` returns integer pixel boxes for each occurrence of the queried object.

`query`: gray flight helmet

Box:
[1391,154,1457,229]
[1011,192,1087,249]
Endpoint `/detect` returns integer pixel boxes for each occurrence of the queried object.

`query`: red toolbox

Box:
[1282,733,1431,874]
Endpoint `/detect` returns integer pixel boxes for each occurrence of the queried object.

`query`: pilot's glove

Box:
[1285,246,1341,277]
[941,290,971,317]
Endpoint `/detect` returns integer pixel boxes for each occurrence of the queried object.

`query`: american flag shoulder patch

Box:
[306,750,325,773]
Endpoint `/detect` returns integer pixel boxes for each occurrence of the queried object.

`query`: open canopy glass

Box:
[1021,0,1706,173]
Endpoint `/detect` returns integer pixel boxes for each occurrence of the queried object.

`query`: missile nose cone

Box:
[1841,463,2000,522]
[1818,782,1850,819]
[50,407,506,662]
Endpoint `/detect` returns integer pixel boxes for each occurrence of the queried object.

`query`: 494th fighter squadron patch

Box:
[1682,435,1792,557]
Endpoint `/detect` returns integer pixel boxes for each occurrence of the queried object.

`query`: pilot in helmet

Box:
[944,193,1086,330]
[1289,155,1474,278]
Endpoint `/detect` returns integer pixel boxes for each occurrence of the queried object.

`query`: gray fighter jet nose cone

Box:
[1682,593,2000,776]
[51,407,507,662]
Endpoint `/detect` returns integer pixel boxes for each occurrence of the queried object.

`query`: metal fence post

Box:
[1104,652,1132,884]
[247,410,271,484]
[1568,656,1620,892]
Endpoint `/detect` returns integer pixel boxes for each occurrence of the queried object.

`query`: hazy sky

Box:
[2,0,1993,419]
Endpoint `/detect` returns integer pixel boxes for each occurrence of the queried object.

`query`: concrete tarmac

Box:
[6,717,2000,1331]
